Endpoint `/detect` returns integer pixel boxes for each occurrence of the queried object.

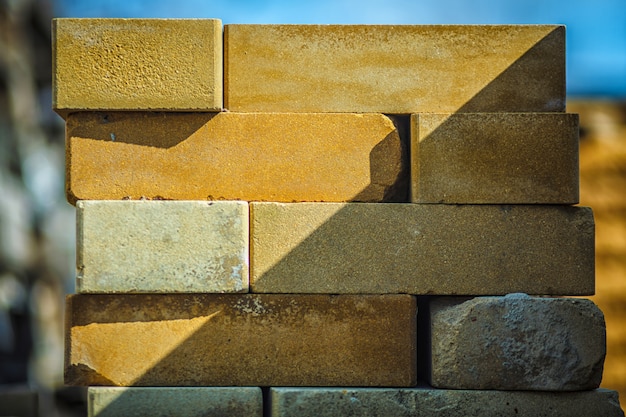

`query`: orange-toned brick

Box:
[65,112,407,204]
[65,294,417,387]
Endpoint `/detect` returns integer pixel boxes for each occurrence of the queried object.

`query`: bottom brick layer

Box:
[88,387,262,417]
[269,388,624,417]
[65,294,417,386]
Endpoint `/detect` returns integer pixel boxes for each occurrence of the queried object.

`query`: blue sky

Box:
[53,0,626,97]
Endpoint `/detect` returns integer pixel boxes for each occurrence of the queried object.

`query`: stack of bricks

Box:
[53,19,624,416]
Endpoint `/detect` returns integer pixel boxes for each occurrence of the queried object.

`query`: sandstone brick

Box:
[76,200,248,293]
[224,25,564,113]
[269,388,624,417]
[52,19,222,116]
[65,112,407,204]
[88,387,262,417]
[411,113,579,204]
[250,203,594,295]
[430,294,606,390]
[65,294,417,387]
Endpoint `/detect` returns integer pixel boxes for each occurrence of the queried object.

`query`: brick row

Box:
[64,294,417,387]
[65,111,580,205]
[53,20,565,115]
[75,201,594,295]
[85,387,624,417]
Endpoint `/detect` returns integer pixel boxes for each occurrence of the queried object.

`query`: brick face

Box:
[411,113,579,204]
[65,294,417,387]
[429,295,605,391]
[570,100,626,413]
[225,25,564,113]
[65,112,407,204]
[250,203,595,295]
[53,19,222,115]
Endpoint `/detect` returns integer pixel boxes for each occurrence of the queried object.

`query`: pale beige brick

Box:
[76,200,248,293]
[65,112,407,204]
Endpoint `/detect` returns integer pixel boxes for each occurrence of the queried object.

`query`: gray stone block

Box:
[88,387,262,417]
[269,388,624,417]
[76,200,249,293]
[430,294,606,390]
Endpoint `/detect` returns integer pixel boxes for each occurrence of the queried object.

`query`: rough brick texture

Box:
[411,113,579,204]
[52,19,222,116]
[430,294,606,390]
[65,112,407,204]
[225,25,564,113]
[65,294,417,387]
[269,388,624,417]
[88,387,262,417]
[250,203,595,295]
[76,200,249,293]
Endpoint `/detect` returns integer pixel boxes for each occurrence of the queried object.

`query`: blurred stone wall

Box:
[569,100,626,412]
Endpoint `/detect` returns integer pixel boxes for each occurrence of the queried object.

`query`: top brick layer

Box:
[52,19,223,117]
[225,25,565,113]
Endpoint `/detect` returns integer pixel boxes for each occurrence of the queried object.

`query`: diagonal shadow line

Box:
[73,27,582,414]
[252,27,585,297]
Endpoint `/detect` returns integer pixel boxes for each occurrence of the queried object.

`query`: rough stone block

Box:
[65,112,407,204]
[250,203,594,295]
[52,19,222,116]
[430,294,606,390]
[411,113,579,204]
[76,200,248,293]
[224,25,564,113]
[88,387,262,417]
[65,294,417,387]
[269,388,624,417]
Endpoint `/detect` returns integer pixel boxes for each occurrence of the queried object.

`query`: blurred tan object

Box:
[569,99,626,413]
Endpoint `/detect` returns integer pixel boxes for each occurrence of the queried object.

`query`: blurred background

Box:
[0,0,624,415]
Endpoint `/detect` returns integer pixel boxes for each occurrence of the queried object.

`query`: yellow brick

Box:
[225,25,564,113]
[65,294,417,387]
[65,112,407,204]
[52,19,222,116]
[411,113,579,204]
